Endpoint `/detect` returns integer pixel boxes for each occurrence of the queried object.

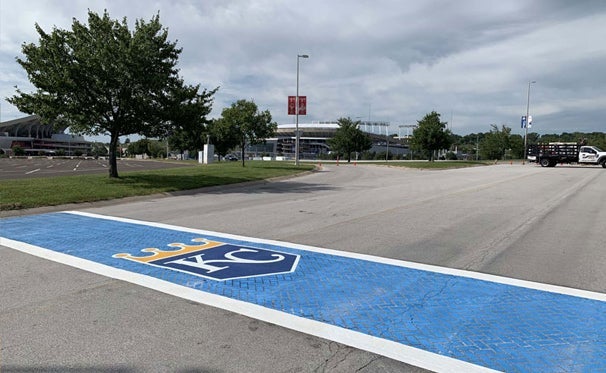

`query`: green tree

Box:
[328,117,373,162]
[167,85,218,155]
[458,133,485,160]
[411,111,452,161]
[148,139,166,158]
[8,10,215,178]
[538,132,606,150]
[167,130,191,158]
[126,138,165,158]
[91,142,109,157]
[526,132,540,145]
[127,138,150,156]
[509,134,524,159]
[480,125,512,160]
[207,118,240,160]
[215,100,277,166]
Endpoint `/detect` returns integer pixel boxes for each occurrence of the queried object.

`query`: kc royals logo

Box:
[113,238,299,281]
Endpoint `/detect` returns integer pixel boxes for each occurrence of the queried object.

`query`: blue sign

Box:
[114,237,299,281]
[521,115,527,128]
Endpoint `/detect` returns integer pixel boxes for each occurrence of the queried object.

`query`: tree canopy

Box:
[167,85,218,156]
[411,111,452,161]
[479,125,524,160]
[214,100,277,166]
[8,10,216,177]
[328,117,373,162]
[126,138,166,158]
[537,132,606,150]
[207,118,240,160]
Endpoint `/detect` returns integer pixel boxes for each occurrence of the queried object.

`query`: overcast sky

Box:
[1,0,605,138]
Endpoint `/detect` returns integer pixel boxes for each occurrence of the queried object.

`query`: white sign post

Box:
[203,144,214,164]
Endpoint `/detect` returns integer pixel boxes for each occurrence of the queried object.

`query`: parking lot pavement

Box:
[0,157,193,179]
[2,211,605,372]
[2,164,605,372]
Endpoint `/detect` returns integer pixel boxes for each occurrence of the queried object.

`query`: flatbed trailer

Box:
[527,142,606,168]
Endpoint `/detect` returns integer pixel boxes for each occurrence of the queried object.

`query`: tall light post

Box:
[523,80,536,163]
[295,54,309,166]
[399,124,416,160]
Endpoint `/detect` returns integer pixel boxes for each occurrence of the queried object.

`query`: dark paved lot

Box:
[0,157,194,179]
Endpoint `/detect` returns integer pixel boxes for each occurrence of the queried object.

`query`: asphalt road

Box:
[1,163,605,372]
[0,157,193,179]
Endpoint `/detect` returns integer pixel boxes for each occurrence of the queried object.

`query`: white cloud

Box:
[1,0,605,136]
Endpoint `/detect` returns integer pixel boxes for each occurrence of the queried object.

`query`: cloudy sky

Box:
[1,0,605,138]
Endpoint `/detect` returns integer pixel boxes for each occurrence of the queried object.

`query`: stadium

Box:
[253,121,410,159]
[0,115,92,156]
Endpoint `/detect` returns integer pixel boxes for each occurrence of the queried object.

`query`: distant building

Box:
[0,115,92,156]
[248,121,409,159]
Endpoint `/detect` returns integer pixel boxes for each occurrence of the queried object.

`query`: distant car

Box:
[224,154,238,161]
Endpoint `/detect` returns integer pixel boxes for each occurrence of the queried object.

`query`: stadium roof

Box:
[0,115,67,138]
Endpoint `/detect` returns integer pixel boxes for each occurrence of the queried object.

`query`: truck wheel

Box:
[540,158,551,167]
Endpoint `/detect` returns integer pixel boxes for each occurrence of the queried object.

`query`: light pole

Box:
[523,80,536,163]
[295,54,309,166]
[399,124,416,160]
[384,123,389,162]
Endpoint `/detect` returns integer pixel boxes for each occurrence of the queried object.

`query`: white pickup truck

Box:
[528,142,606,168]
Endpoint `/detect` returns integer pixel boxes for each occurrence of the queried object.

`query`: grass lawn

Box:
[0,161,314,211]
[0,160,491,211]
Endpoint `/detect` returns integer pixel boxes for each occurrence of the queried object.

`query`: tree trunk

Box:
[109,133,120,178]
[240,140,246,167]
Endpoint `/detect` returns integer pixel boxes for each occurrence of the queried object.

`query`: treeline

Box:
[534,132,606,148]
[451,129,606,160]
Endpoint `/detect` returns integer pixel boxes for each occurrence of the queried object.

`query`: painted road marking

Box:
[1,211,605,372]
[25,168,40,174]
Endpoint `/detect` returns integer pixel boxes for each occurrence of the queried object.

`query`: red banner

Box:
[288,96,296,115]
[298,96,306,115]
[288,96,307,115]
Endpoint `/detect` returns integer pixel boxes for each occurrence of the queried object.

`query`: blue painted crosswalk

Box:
[1,211,605,372]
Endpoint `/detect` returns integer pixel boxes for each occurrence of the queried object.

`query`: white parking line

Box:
[25,168,41,174]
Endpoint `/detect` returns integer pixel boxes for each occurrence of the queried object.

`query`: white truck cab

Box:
[579,146,606,165]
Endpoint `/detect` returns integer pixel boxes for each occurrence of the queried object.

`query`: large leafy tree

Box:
[411,111,452,161]
[481,124,512,160]
[215,100,277,166]
[328,117,372,162]
[167,85,218,156]
[8,10,215,178]
[480,125,525,160]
